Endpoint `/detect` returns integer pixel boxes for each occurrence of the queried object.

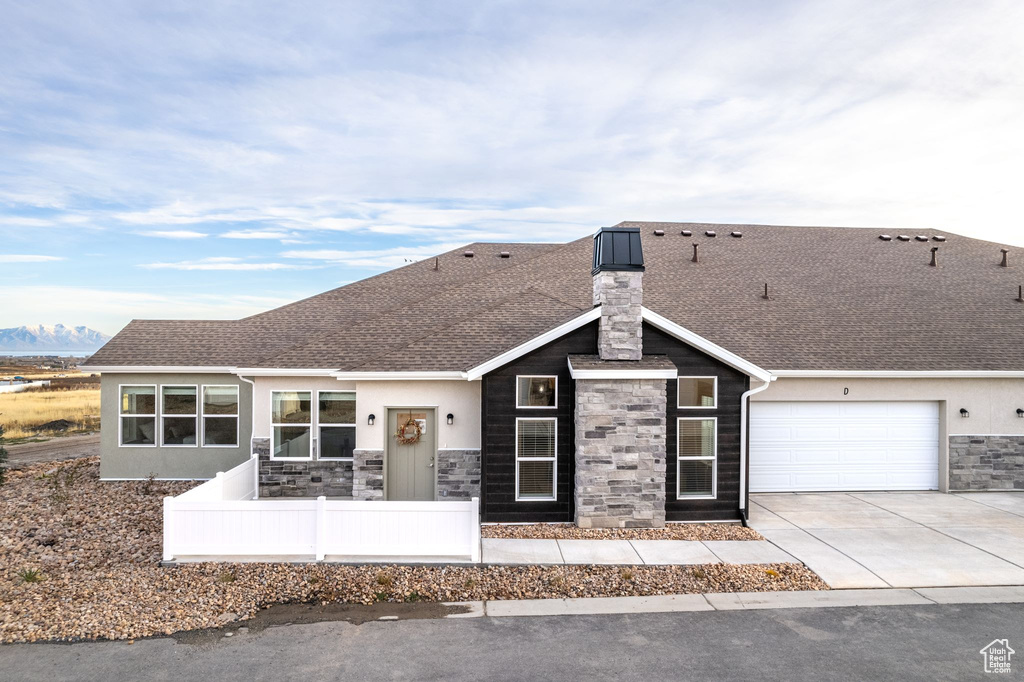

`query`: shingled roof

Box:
[87,222,1024,372]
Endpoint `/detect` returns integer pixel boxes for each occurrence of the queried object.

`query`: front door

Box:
[386,408,436,501]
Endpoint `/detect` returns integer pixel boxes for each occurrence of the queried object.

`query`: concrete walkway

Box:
[750,491,1024,589]
[482,538,796,566]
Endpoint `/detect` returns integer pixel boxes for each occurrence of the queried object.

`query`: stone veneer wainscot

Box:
[949,435,1024,490]
[436,449,481,499]
[255,437,354,498]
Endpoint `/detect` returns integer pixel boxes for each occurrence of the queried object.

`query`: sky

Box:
[1,0,1023,336]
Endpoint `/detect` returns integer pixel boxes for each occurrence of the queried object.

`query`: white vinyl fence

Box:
[163,458,481,563]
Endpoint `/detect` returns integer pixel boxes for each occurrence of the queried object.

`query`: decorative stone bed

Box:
[0,458,825,643]
[481,523,763,541]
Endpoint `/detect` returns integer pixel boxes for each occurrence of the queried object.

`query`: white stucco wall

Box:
[752,377,1024,491]
[250,376,481,450]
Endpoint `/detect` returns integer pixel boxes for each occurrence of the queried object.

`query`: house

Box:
[84,222,1024,528]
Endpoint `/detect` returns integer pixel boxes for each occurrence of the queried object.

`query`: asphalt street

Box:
[2,603,1022,681]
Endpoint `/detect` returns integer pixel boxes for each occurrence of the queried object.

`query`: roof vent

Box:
[592,226,644,275]
[464,250,474,258]
[915,236,929,242]
[930,246,939,267]
[932,236,946,242]
[879,234,892,241]
[653,229,665,236]
[731,231,742,238]
[1001,248,1009,268]
[681,229,692,236]
[897,235,911,241]
[705,230,717,237]
[691,244,699,263]
[499,251,510,258]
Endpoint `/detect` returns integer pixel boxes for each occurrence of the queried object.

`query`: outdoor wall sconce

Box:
[447,413,454,425]
[960,408,970,418]
[367,414,375,426]
[1017,409,1024,418]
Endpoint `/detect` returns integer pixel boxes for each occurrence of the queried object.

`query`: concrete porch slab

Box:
[629,540,721,565]
[702,540,797,565]
[556,539,643,565]
[758,528,889,589]
[808,527,1024,587]
[482,539,563,565]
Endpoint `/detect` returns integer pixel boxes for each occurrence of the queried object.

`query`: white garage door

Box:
[749,401,939,492]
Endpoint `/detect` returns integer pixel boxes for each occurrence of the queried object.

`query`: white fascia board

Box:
[640,308,773,383]
[567,358,677,380]
[232,368,338,376]
[772,370,1024,378]
[465,307,603,380]
[332,371,468,381]
[80,366,235,374]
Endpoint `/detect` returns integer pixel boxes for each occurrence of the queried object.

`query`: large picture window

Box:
[202,385,239,447]
[516,418,556,501]
[318,391,355,460]
[516,376,557,408]
[120,385,156,446]
[677,417,717,498]
[677,377,717,409]
[161,385,198,447]
[272,391,312,459]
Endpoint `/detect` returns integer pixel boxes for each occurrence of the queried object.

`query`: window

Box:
[202,385,239,447]
[161,385,198,446]
[677,377,717,409]
[677,418,716,498]
[271,391,312,459]
[516,418,556,501]
[516,376,557,408]
[318,391,355,460]
[120,385,156,446]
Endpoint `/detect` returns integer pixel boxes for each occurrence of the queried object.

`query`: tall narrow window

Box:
[120,385,156,446]
[677,417,716,498]
[318,391,355,460]
[516,418,556,501]
[516,376,557,408]
[677,377,717,408]
[203,385,239,447]
[271,391,312,459]
[161,385,198,446]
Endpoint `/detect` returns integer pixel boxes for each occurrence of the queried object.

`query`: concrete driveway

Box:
[751,491,1024,589]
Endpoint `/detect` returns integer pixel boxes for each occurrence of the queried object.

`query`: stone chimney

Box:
[591,227,644,361]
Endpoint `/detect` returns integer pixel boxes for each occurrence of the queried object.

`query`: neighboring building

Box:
[84,222,1024,527]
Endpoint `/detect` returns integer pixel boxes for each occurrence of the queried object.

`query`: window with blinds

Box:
[516,418,556,500]
[677,417,716,498]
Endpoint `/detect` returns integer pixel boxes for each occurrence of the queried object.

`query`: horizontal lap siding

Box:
[481,322,598,522]
[643,324,749,522]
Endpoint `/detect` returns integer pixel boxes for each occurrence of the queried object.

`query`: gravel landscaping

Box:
[482,522,763,541]
[0,457,826,644]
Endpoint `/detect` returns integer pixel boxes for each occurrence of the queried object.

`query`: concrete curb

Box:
[441,585,1024,619]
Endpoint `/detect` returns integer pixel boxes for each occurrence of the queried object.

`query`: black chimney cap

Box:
[592,227,645,275]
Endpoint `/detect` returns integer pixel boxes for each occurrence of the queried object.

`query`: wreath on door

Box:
[394,414,423,445]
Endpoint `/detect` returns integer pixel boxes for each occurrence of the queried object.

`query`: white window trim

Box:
[201,384,240,449]
[118,383,157,448]
[515,417,557,502]
[160,384,199,448]
[515,375,558,410]
[270,389,313,461]
[316,389,356,461]
[677,416,717,500]
[677,376,718,409]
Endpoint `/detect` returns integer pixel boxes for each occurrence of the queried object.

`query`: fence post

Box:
[162,496,174,562]
[214,471,225,500]
[470,497,481,563]
[316,496,327,561]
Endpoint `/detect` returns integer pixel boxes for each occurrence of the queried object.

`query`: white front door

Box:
[749,401,939,492]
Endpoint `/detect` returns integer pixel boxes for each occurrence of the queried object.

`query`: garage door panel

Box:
[750,401,939,492]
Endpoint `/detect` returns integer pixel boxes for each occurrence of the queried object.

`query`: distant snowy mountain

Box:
[0,324,111,352]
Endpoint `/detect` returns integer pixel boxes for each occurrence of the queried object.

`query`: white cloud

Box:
[0,254,65,263]
[221,229,294,240]
[137,230,208,239]
[139,257,315,271]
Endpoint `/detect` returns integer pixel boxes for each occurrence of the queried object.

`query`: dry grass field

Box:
[0,388,100,440]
